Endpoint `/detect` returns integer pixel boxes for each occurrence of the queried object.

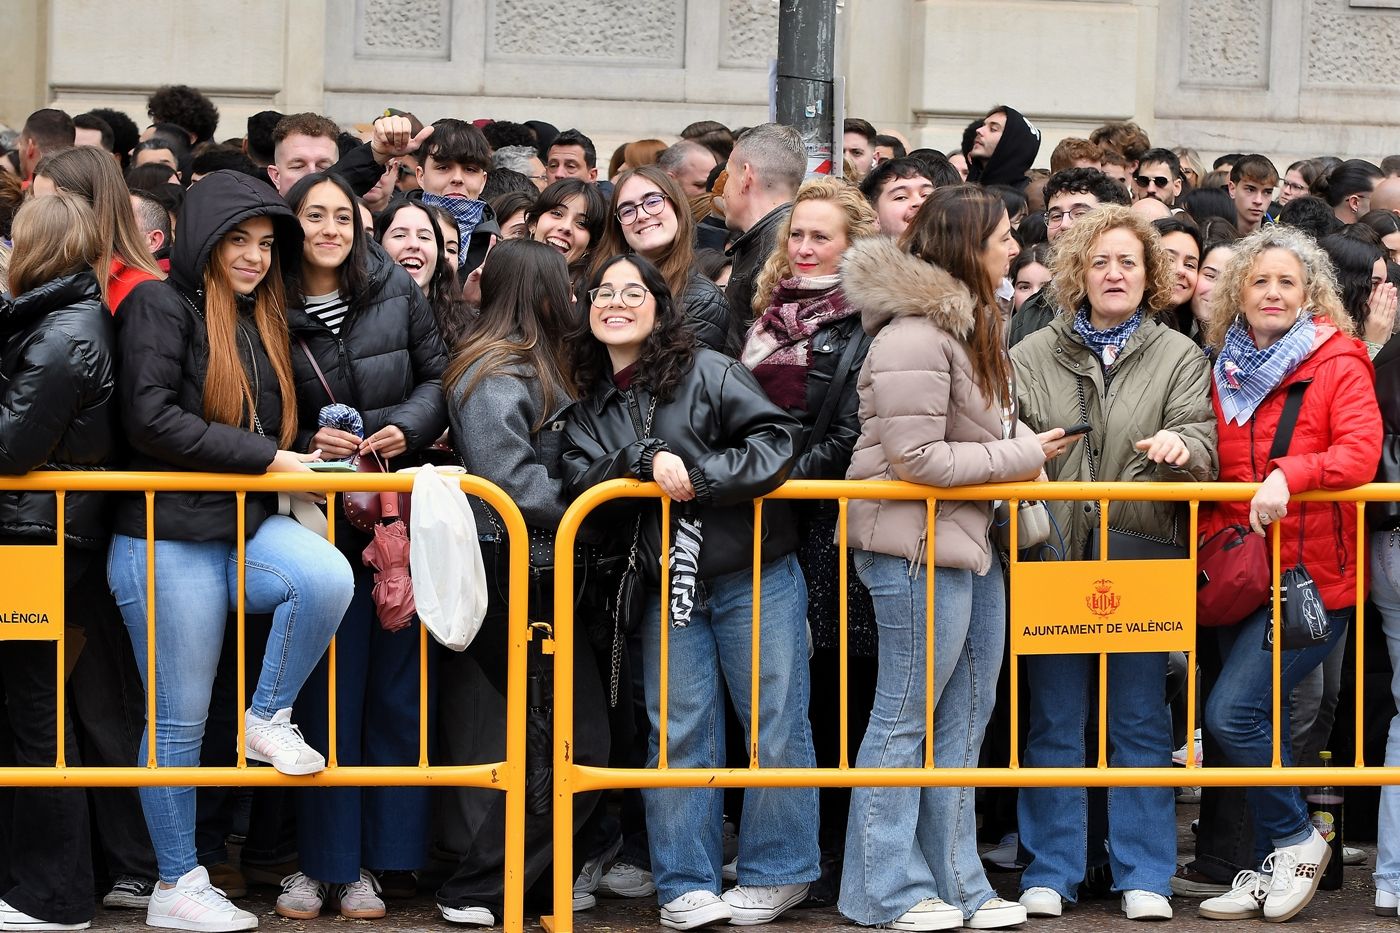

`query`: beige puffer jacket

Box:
[841,237,1045,574]
[1010,314,1218,560]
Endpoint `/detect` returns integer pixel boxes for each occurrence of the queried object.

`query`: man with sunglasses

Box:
[1131,148,1185,209]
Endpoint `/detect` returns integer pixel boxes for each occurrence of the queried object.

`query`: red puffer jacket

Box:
[1200,327,1382,610]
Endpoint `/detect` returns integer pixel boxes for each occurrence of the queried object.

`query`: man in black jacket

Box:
[723,123,806,333]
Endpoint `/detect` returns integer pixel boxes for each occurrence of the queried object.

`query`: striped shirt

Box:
[305,290,351,336]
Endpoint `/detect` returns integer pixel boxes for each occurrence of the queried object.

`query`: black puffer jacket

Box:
[563,347,800,582]
[286,244,448,456]
[682,271,740,356]
[1372,335,1400,529]
[114,170,304,542]
[0,271,117,547]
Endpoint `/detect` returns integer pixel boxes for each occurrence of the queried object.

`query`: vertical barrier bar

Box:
[1097,500,1109,768]
[1270,520,1283,768]
[1184,501,1200,772]
[501,484,529,933]
[1356,504,1367,767]
[658,496,672,769]
[54,492,66,767]
[923,499,936,769]
[145,490,157,768]
[235,493,247,767]
[325,494,339,769]
[750,499,763,767]
[1008,506,1020,770]
[838,496,850,769]
[419,620,430,767]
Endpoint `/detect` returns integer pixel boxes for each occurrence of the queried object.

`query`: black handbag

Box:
[604,393,659,705]
[524,642,553,816]
[1262,504,1332,651]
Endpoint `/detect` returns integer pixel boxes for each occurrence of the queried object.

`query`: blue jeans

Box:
[1019,651,1175,900]
[839,550,1005,924]
[107,516,354,883]
[640,553,820,905]
[1205,601,1348,864]
[1371,531,1400,894]
[295,562,436,883]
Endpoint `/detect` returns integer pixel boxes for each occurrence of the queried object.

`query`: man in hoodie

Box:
[965,105,1041,191]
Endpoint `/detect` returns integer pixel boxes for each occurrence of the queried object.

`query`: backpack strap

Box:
[1267,380,1311,464]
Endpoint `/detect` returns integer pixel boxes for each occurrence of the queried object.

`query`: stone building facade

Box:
[2,0,1398,171]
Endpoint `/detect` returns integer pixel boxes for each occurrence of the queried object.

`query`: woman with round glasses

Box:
[590,165,737,354]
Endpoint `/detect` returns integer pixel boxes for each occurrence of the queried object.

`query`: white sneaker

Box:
[146,866,258,932]
[721,883,808,925]
[599,861,655,898]
[0,899,89,932]
[336,870,384,919]
[1198,870,1269,921]
[243,708,324,775]
[966,896,1027,929]
[1377,888,1399,916]
[1018,887,1062,918]
[1263,829,1330,921]
[1122,890,1171,921]
[1344,844,1367,866]
[573,892,596,911]
[273,872,326,920]
[574,836,622,899]
[438,903,494,926]
[980,833,1023,871]
[660,890,732,930]
[722,858,738,883]
[878,898,964,931]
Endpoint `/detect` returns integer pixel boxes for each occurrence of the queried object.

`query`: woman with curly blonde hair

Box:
[1195,226,1379,924]
[1011,205,1219,923]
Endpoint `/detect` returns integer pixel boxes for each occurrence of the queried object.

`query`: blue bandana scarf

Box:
[418,194,486,269]
[1214,313,1316,426]
[1072,305,1143,368]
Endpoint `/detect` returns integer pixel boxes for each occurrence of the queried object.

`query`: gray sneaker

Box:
[274,872,326,920]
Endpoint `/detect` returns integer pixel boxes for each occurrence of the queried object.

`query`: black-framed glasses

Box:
[1134,174,1171,189]
[589,285,650,307]
[616,192,668,225]
[1045,205,1093,226]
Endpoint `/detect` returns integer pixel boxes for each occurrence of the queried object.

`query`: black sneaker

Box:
[375,870,418,899]
[102,876,154,909]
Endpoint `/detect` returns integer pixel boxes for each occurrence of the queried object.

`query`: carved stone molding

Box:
[355,0,450,59]
[1306,0,1400,87]
[1181,0,1270,88]
[721,0,779,69]
[486,0,683,65]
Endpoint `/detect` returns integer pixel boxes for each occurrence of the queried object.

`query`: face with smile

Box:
[1242,248,1307,349]
[1191,244,1234,326]
[296,180,355,277]
[379,205,440,293]
[615,177,677,261]
[547,144,596,182]
[417,155,487,199]
[1086,227,1147,327]
[874,174,934,237]
[532,193,594,266]
[589,259,656,369]
[980,210,1017,290]
[1159,231,1200,308]
[216,216,276,296]
[970,112,1006,159]
[786,199,849,279]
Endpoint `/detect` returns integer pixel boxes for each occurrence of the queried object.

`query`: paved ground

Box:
[84,801,1388,931]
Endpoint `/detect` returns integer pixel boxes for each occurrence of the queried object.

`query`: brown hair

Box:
[590,165,698,308]
[272,112,340,146]
[1089,121,1151,164]
[7,192,102,296]
[1046,205,1176,318]
[751,175,878,315]
[201,235,297,447]
[34,145,165,305]
[1050,137,1102,174]
[623,139,667,171]
[900,185,1012,401]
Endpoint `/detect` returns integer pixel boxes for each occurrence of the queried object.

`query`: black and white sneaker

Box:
[103,876,155,909]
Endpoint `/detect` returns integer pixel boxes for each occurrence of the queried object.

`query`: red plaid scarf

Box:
[742,275,856,410]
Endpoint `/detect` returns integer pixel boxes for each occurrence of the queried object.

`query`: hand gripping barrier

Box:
[0,471,529,933]
[545,478,1400,932]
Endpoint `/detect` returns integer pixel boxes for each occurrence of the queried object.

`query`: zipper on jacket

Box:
[910,531,926,577]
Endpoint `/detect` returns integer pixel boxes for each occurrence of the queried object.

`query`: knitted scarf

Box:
[741,275,855,410]
[1214,313,1317,426]
[1072,304,1143,369]
[418,194,486,268]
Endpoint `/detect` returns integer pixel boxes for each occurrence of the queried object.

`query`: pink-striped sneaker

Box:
[145,866,257,932]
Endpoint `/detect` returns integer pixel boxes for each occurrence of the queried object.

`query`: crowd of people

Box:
[0,86,1399,933]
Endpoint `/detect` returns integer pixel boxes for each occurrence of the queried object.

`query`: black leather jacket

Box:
[787,315,870,482]
[562,348,801,582]
[0,270,118,547]
[1373,335,1400,529]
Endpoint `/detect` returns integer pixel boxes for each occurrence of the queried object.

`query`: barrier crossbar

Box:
[0,471,529,933]
[546,478,1399,932]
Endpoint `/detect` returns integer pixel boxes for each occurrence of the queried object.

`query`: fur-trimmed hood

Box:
[840,236,976,340]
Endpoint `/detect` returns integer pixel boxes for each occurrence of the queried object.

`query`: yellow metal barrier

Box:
[0,471,529,933]
[546,478,1399,932]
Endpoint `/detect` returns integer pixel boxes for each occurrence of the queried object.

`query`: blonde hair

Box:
[7,192,102,296]
[751,176,878,316]
[1204,225,1354,350]
[1047,205,1176,318]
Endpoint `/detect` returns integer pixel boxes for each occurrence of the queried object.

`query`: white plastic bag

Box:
[409,465,488,651]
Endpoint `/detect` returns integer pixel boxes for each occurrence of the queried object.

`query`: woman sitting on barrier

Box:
[0,193,114,932]
[1195,225,1380,923]
[563,254,815,930]
[836,185,1051,932]
[107,170,355,933]
[276,171,449,922]
[437,239,611,927]
[1011,205,1217,923]
[739,175,879,904]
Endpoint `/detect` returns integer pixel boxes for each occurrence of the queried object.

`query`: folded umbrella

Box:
[362,492,415,632]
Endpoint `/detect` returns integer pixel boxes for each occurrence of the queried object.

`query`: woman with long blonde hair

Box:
[106,171,354,933]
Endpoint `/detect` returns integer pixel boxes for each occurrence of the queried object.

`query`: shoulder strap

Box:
[801,328,866,459]
[1267,380,1311,463]
[295,336,336,405]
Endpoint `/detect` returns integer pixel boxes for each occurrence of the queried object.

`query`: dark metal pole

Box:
[775,0,838,176]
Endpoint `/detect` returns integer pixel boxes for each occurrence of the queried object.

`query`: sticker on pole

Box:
[1010,558,1195,655]
[0,544,64,639]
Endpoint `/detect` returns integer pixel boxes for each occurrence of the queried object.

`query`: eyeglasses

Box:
[1045,205,1093,226]
[1134,174,1172,189]
[589,285,650,307]
[616,192,669,225]
[1281,180,1310,194]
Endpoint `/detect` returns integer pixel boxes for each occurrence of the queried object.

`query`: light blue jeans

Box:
[1019,651,1176,900]
[839,551,1004,924]
[107,516,354,883]
[640,553,820,905]
[1371,530,1400,895]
